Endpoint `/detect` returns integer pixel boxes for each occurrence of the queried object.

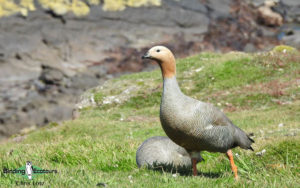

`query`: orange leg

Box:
[192,158,198,176]
[226,150,239,180]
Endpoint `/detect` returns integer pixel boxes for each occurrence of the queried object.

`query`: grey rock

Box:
[166,0,207,13]
[281,0,300,6]
[39,65,65,85]
[244,43,256,52]
[249,0,267,7]
[280,0,300,23]
[282,29,300,48]
[70,73,99,90]
[87,65,108,79]
[168,6,209,29]
[207,0,233,19]
[262,27,277,37]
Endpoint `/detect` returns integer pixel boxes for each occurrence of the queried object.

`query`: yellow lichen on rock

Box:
[0,0,36,17]
[103,0,161,11]
[0,0,21,17]
[19,0,35,16]
[0,0,163,18]
[87,0,100,5]
[36,0,49,9]
[20,0,35,11]
[71,0,90,16]
[38,0,89,16]
[103,0,126,11]
[38,0,70,15]
[126,0,161,7]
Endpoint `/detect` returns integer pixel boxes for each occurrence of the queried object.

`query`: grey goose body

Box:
[160,77,254,153]
[136,136,202,171]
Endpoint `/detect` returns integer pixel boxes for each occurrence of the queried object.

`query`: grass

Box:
[0,48,299,187]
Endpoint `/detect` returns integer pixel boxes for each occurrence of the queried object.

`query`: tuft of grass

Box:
[93,92,104,104]
[120,92,161,109]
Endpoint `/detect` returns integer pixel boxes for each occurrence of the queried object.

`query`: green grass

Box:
[0,49,299,187]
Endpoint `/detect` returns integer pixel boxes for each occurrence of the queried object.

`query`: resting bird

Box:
[136,136,202,173]
[142,46,254,179]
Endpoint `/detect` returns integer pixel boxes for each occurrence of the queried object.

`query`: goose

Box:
[142,46,254,179]
[136,136,202,173]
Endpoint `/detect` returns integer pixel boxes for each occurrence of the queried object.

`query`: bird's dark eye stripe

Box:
[156,49,160,52]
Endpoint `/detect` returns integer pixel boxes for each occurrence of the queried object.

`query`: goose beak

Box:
[142,51,150,59]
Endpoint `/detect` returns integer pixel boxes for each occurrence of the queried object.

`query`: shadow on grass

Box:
[146,163,222,178]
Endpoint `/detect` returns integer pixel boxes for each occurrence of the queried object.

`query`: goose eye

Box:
[156,49,160,53]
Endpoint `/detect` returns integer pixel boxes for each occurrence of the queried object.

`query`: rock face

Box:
[0,0,299,139]
[136,136,202,172]
[0,0,210,139]
[257,1,283,27]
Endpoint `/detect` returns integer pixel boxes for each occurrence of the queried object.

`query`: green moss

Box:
[272,45,297,53]
[93,92,104,104]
